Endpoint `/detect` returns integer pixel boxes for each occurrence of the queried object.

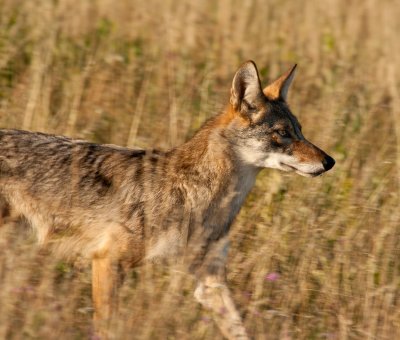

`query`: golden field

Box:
[0,0,399,339]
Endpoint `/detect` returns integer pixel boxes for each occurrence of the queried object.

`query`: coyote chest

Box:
[144,165,257,262]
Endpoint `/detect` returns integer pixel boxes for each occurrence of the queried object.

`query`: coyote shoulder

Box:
[0,61,334,339]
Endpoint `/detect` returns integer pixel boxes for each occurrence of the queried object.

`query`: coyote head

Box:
[225,61,335,177]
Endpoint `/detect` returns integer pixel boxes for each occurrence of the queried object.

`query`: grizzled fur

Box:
[0,124,251,266]
[0,61,334,340]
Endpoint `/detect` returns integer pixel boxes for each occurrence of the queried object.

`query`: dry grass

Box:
[0,0,399,339]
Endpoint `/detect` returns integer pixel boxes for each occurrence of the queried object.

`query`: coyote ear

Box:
[263,64,297,101]
[230,61,263,112]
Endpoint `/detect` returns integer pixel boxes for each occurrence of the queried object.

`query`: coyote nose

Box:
[322,155,335,171]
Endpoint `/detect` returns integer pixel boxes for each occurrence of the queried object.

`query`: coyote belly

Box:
[0,60,334,340]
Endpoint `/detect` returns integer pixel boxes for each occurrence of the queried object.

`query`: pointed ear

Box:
[263,64,297,101]
[230,61,263,112]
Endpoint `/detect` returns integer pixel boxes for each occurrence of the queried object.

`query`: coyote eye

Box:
[277,130,290,138]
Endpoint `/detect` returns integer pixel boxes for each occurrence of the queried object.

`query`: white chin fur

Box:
[239,148,325,177]
[295,169,322,178]
[262,153,325,177]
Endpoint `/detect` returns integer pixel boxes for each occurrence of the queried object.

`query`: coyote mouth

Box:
[280,163,297,172]
[280,163,324,178]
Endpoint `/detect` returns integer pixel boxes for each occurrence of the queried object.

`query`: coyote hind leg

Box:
[92,255,114,338]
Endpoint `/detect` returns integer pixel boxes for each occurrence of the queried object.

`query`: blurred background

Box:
[0,0,399,339]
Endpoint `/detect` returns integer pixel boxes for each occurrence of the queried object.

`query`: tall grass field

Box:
[0,0,399,339]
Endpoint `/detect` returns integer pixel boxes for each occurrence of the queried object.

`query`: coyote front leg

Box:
[195,277,249,340]
[193,238,249,340]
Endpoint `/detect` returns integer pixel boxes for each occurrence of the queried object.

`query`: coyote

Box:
[0,61,334,339]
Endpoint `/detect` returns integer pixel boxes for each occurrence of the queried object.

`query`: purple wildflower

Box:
[265,272,280,282]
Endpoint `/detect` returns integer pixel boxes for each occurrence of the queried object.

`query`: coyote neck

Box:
[171,112,259,239]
